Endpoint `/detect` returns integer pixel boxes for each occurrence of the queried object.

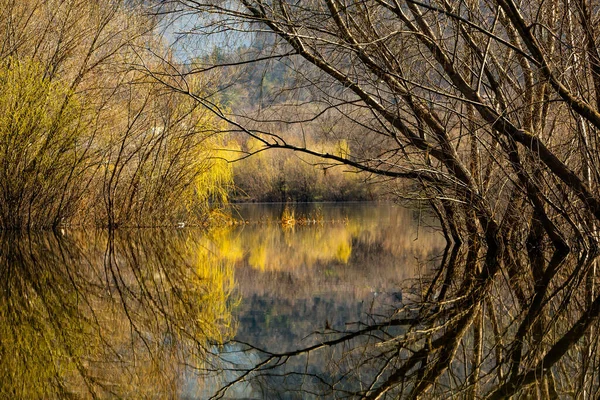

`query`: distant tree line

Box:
[196,43,386,202]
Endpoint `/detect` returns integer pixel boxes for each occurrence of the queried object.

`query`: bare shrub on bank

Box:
[0,0,233,230]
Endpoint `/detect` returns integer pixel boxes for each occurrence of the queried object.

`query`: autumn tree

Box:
[0,0,233,229]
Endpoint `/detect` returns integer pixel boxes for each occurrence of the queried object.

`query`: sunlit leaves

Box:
[0,0,234,229]
[0,58,86,229]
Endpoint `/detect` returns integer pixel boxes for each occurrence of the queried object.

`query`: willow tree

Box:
[0,0,233,229]
[156,0,600,397]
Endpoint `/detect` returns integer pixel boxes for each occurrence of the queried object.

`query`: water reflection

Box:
[1,203,450,399]
[0,230,235,399]
[214,204,600,399]
[6,202,600,398]
[227,203,445,347]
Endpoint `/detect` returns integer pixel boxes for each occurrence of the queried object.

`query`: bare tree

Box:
[151,0,600,397]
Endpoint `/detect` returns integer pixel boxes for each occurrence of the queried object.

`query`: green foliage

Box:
[0,58,87,229]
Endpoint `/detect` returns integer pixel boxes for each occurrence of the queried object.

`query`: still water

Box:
[0,202,445,399]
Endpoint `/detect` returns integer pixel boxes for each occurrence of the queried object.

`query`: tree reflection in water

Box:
[3,205,600,398]
[0,230,236,399]
[214,244,600,399]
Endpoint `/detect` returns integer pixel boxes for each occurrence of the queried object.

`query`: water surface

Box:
[229,203,445,350]
[0,202,445,398]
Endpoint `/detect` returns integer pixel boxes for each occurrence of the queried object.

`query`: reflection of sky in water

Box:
[183,343,261,399]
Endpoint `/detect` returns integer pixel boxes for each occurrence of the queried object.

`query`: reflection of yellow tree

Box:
[246,224,357,271]
[194,220,359,271]
[210,205,445,273]
[185,233,238,343]
[0,230,236,398]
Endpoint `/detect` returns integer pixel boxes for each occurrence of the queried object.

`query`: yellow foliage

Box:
[335,139,350,158]
[210,226,245,262]
[0,0,235,229]
[0,230,238,398]
[194,146,235,207]
[248,241,268,271]
[335,241,352,263]
[0,57,87,228]
[189,240,237,344]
